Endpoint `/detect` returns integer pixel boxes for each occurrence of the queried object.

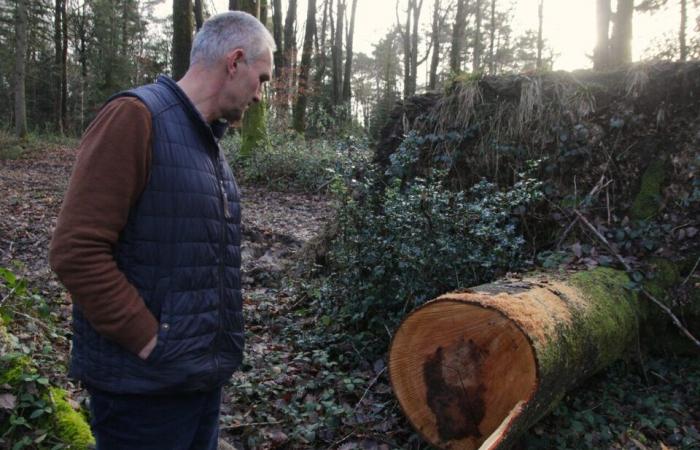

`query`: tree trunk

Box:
[231,0,269,158]
[61,0,67,132]
[429,0,441,89]
[172,0,193,80]
[54,0,64,133]
[680,0,687,62]
[450,0,467,73]
[389,268,640,450]
[473,0,482,73]
[272,0,283,77]
[342,0,358,103]
[14,0,28,139]
[283,0,297,71]
[488,0,495,74]
[536,0,543,70]
[293,0,316,132]
[409,0,423,96]
[331,0,345,105]
[610,0,633,66]
[593,0,610,70]
[194,0,203,31]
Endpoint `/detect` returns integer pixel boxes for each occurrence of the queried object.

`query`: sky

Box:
[157,0,687,72]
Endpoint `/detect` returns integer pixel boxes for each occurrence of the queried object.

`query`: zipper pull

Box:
[220,180,231,219]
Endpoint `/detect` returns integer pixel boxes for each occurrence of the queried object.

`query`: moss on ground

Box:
[630,159,666,220]
[48,387,95,449]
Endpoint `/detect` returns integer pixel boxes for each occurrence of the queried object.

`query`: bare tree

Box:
[593,0,611,69]
[488,0,496,74]
[536,0,543,70]
[172,0,193,80]
[293,0,317,131]
[14,0,28,138]
[610,0,633,65]
[429,0,442,88]
[272,0,283,76]
[473,0,482,72]
[342,0,358,103]
[451,0,467,73]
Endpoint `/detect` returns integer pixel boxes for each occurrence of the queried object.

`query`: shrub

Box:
[323,165,542,337]
[223,129,371,193]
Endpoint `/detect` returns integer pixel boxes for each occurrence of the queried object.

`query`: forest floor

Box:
[0,144,699,450]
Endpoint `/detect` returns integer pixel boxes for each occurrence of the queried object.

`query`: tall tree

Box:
[429,0,441,89]
[342,0,358,103]
[488,0,496,74]
[593,0,611,69]
[331,0,345,105]
[398,0,425,98]
[536,0,543,70]
[194,0,204,31]
[173,0,193,80]
[272,0,283,76]
[473,0,482,72]
[293,0,317,132]
[451,0,467,73]
[14,0,28,138]
[680,0,687,61]
[610,0,633,65]
[230,0,269,158]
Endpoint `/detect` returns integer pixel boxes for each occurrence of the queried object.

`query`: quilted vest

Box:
[70,75,243,394]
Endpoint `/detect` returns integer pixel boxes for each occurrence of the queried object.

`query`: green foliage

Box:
[224,129,371,193]
[630,159,666,220]
[522,356,700,449]
[323,140,543,337]
[0,131,77,161]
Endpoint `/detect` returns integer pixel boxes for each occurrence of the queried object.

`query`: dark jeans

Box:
[87,387,221,450]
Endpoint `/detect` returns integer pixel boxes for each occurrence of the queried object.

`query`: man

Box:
[49,12,274,449]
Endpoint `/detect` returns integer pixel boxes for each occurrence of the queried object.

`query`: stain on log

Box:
[423,337,488,442]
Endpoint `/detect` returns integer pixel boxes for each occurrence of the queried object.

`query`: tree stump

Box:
[389,267,640,450]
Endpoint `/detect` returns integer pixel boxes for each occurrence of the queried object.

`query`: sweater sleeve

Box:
[49,97,158,355]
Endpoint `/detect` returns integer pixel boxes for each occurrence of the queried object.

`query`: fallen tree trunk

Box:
[388,267,640,450]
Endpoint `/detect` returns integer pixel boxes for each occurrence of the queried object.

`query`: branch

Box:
[574,210,700,349]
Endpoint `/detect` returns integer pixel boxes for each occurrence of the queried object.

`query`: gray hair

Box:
[190,11,276,67]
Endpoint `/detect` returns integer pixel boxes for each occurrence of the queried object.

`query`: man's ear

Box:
[226,48,246,75]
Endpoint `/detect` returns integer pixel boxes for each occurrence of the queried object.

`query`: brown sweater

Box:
[49,97,158,355]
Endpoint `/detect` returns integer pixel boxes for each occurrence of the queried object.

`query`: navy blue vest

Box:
[70,76,243,394]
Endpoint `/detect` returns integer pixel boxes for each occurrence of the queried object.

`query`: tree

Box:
[593,0,611,69]
[680,0,687,61]
[230,0,269,158]
[194,0,203,31]
[610,0,634,65]
[473,0,482,72]
[293,0,317,132]
[331,0,345,105]
[172,0,193,80]
[272,0,283,76]
[536,0,543,70]
[451,0,467,73]
[428,0,442,89]
[342,0,358,103]
[14,0,28,138]
[397,0,425,98]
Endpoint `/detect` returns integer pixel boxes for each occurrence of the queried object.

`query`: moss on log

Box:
[630,160,666,221]
[48,387,95,449]
[389,267,639,450]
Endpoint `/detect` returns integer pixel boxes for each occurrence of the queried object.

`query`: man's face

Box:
[223,48,273,123]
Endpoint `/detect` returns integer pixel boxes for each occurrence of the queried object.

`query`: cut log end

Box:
[389,301,537,450]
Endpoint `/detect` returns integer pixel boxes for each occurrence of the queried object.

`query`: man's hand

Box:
[138,334,157,360]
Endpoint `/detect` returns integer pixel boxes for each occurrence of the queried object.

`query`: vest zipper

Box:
[212,157,228,376]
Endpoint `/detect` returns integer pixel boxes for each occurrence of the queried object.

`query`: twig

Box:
[220,420,281,430]
[0,286,17,307]
[556,216,578,250]
[352,367,387,414]
[682,256,700,287]
[574,209,700,348]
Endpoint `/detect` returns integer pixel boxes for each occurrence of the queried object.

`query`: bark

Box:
[293,0,317,132]
[283,0,297,70]
[314,0,329,85]
[172,0,193,80]
[473,0,482,72]
[429,0,441,89]
[331,0,345,105]
[536,0,543,70]
[389,268,640,450]
[450,0,467,73]
[272,0,283,77]
[593,0,611,70]
[194,0,203,31]
[400,1,411,98]
[488,0,495,74]
[342,0,358,103]
[610,0,633,66]
[680,0,687,62]
[61,0,67,131]
[14,0,28,138]
[54,0,64,133]
[409,0,424,95]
